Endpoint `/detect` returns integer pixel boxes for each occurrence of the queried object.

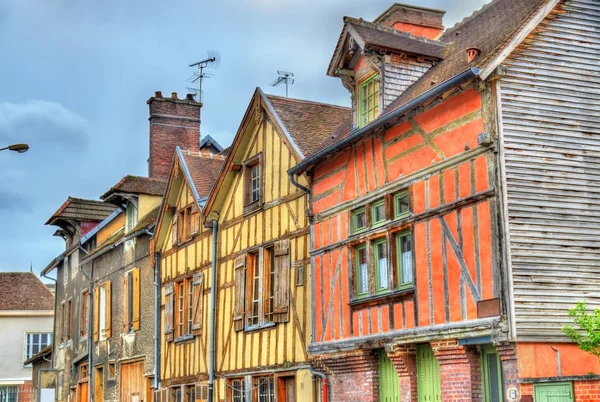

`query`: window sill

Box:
[174,334,195,344]
[244,322,276,333]
[349,287,414,309]
[243,201,262,216]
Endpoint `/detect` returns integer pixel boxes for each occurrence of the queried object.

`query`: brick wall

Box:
[147,91,201,180]
[431,339,482,402]
[387,345,418,402]
[522,380,600,401]
[19,381,33,402]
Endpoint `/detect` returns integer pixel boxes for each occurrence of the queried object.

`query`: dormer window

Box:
[359,74,380,127]
[125,202,138,233]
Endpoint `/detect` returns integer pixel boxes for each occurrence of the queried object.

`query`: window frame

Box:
[374,238,390,295]
[98,282,109,341]
[253,376,275,402]
[243,153,263,212]
[396,230,414,290]
[371,200,386,228]
[229,378,247,402]
[352,207,367,234]
[23,332,52,365]
[245,247,277,331]
[355,244,369,298]
[394,191,411,220]
[125,201,138,233]
[358,74,380,128]
[81,290,90,338]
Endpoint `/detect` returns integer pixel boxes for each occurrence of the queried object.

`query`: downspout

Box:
[310,367,328,402]
[154,252,161,395]
[208,220,218,402]
[41,271,57,370]
[79,247,94,402]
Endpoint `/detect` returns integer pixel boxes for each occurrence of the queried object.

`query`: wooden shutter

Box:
[233,254,247,331]
[191,206,200,236]
[132,268,140,331]
[123,273,129,333]
[105,281,112,338]
[164,283,174,342]
[172,212,178,246]
[191,272,204,335]
[196,383,209,401]
[93,288,99,342]
[273,239,290,323]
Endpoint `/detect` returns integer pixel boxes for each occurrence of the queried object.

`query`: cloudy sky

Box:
[0,0,488,277]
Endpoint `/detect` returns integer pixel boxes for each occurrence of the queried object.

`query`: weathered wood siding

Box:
[311,88,502,348]
[383,55,433,108]
[160,181,213,384]
[498,0,600,340]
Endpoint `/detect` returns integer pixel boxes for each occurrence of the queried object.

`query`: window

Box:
[372,200,386,227]
[125,268,140,332]
[296,265,304,287]
[184,385,195,402]
[244,154,262,210]
[62,299,72,342]
[352,207,367,233]
[374,239,389,294]
[171,387,182,402]
[24,333,52,362]
[80,362,89,379]
[125,202,138,233]
[167,273,204,342]
[394,191,411,219]
[177,280,185,338]
[396,231,413,288]
[81,290,90,337]
[254,377,274,402]
[358,74,380,127]
[108,362,116,380]
[0,386,18,402]
[230,378,246,402]
[356,245,368,297]
[186,277,194,335]
[233,240,291,332]
[94,281,111,341]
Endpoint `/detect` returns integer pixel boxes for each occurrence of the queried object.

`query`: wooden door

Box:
[534,383,574,402]
[120,361,146,402]
[277,376,296,402]
[482,346,503,402]
[379,350,400,402]
[416,344,441,402]
[77,382,88,402]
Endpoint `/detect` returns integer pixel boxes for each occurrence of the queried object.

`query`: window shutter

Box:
[273,239,290,323]
[105,281,112,339]
[172,212,178,246]
[191,206,200,236]
[164,283,174,342]
[233,254,246,331]
[93,288,99,342]
[191,272,204,335]
[123,274,129,333]
[196,383,209,401]
[132,268,140,331]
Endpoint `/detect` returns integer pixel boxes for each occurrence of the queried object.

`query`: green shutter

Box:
[416,344,441,402]
[481,346,504,402]
[534,382,574,402]
[379,350,400,402]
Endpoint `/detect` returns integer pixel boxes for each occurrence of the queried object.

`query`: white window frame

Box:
[99,285,107,341]
[23,332,52,366]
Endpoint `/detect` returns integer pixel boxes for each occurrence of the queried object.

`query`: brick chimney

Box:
[374,3,445,40]
[147,91,201,180]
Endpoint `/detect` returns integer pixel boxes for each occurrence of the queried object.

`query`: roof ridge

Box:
[344,16,446,47]
[265,94,350,110]
[181,149,227,160]
[441,0,498,39]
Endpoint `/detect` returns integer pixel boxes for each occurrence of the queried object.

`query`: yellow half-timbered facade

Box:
[154,88,349,402]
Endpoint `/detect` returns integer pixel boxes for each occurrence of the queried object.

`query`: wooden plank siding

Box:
[498,0,600,341]
[310,87,504,350]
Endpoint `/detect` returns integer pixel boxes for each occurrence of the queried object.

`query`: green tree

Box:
[562,302,600,361]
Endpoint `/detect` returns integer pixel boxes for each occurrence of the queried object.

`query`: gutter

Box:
[289,67,481,176]
[207,220,218,402]
[153,252,161,395]
[41,271,57,370]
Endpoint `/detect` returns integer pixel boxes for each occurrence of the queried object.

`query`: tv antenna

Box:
[271,71,294,97]
[187,50,220,125]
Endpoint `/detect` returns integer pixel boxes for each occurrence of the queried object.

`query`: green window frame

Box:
[371,199,386,227]
[352,207,367,234]
[374,239,389,294]
[394,191,411,220]
[355,244,369,298]
[358,74,380,128]
[482,346,504,402]
[396,231,413,289]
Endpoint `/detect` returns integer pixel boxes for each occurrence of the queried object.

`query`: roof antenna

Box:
[271,71,294,97]
[187,50,221,131]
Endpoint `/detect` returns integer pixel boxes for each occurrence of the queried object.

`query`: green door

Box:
[534,382,574,402]
[416,344,441,402]
[379,350,400,402]
[482,346,504,402]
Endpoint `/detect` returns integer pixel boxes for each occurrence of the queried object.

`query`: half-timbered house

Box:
[288,1,600,401]
[153,88,349,402]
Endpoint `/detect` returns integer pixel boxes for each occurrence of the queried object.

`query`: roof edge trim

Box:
[260,88,305,160]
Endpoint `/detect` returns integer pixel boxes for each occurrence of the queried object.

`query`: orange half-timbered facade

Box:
[289,1,600,402]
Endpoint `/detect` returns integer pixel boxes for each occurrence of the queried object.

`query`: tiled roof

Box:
[321,0,550,153]
[100,175,167,200]
[83,227,125,260]
[346,17,447,59]
[46,197,117,226]
[0,272,54,311]
[265,95,351,157]
[23,344,52,366]
[181,151,226,198]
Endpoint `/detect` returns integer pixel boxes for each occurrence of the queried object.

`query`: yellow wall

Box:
[96,213,124,245]
[139,194,162,219]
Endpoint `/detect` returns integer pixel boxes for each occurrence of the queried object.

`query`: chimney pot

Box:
[186,93,195,101]
[155,91,162,98]
[171,92,178,100]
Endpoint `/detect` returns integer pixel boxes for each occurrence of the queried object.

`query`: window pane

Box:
[377,242,388,290]
[373,202,385,223]
[399,234,413,284]
[357,247,368,295]
[396,193,410,217]
[353,209,366,232]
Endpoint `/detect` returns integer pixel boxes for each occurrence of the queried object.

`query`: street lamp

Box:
[0,143,29,153]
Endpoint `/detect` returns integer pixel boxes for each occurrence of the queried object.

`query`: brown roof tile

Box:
[100,175,167,200]
[0,272,54,311]
[181,152,226,198]
[346,17,447,59]
[46,197,117,226]
[265,95,351,157]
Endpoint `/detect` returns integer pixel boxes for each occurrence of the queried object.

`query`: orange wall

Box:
[392,22,442,40]
[517,343,600,378]
[311,88,498,344]
[96,212,125,244]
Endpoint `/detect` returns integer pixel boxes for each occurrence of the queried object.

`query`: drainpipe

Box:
[154,252,161,395]
[310,367,328,402]
[79,249,94,402]
[208,220,218,402]
[41,271,57,370]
